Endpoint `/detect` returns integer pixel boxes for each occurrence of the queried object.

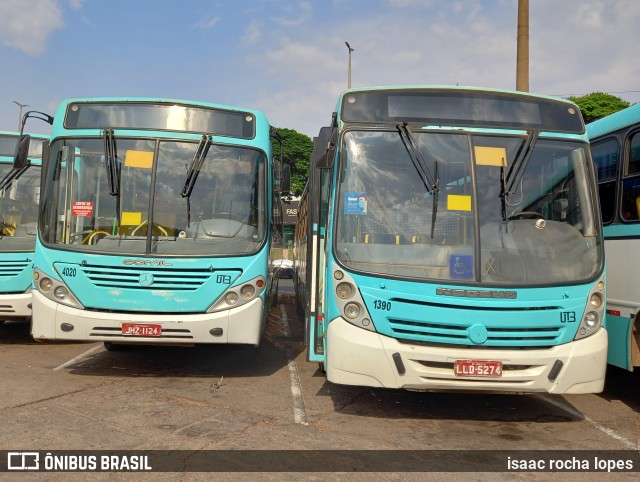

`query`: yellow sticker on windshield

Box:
[121,211,142,225]
[448,195,472,212]
[475,146,507,166]
[124,150,154,168]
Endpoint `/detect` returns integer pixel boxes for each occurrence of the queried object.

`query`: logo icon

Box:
[7,452,39,470]
[139,273,154,287]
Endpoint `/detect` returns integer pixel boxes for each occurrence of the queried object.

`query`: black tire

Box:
[103,341,129,351]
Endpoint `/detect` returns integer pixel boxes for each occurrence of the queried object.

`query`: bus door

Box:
[306,127,334,363]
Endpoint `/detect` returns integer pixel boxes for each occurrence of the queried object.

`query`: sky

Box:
[1,0,639,138]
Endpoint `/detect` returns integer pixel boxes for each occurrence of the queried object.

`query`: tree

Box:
[567,92,630,123]
[270,126,313,195]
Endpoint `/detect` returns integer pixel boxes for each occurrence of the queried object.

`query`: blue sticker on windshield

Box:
[345,192,367,215]
[450,254,473,279]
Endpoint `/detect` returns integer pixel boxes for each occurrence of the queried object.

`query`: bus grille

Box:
[0,260,30,278]
[388,318,563,347]
[79,264,212,291]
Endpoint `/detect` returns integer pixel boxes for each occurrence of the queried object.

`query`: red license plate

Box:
[121,323,162,337]
[454,359,503,377]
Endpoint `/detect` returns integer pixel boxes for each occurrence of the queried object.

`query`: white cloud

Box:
[68,0,84,11]
[0,0,64,55]
[271,1,313,27]
[193,15,220,29]
[242,20,262,45]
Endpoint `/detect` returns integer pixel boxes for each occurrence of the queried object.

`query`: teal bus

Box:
[588,103,640,371]
[295,86,606,393]
[0,132,48,323]
[19,98,281,349]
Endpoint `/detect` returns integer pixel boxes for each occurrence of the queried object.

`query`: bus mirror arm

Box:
[12,110,53,170]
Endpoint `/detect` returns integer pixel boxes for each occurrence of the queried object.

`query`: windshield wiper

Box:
[103,129,120,196]
[396,122,440,238]
[0,163,30,192]
[181,135,212,227]
[499,129,539,221]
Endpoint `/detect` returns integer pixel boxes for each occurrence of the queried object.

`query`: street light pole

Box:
[516,0,529,92]
[345,42,354,89]
[13,100,29,131]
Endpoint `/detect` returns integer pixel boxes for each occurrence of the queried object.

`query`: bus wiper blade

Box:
[103,128,120,196]
[0,164,30,192]
[181,135,212,227]
[181,135,211,198]
[504,129,539,196]
[396,122,440,237]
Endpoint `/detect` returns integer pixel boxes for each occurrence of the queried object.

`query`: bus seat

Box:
[636,196,640,218]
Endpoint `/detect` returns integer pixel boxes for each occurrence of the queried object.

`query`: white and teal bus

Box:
[588,103,640,371]
[17,98,281,349]
[0,132,48,323]
[295,86,607,393]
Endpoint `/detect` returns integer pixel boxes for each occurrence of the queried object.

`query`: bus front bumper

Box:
[0,291,32,318]
[31,291,264,345]
[326,317,607,394]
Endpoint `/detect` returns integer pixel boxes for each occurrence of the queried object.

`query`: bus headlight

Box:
[584,311,599,328]
[207,276,266,313]
[589,292,603,309]
[240,284,256,299]
[332,268,377,332]
[336,282,354,299]
[344,302,361,319]
[34,268,84,309]
[39,278,54,292]
[574,278,605,341]
[54,286,69,300]
[225,292,239,306]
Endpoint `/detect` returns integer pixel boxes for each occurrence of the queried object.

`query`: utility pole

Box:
[13,100,29,130]
[345,42,354,89]
[516,0,529,92]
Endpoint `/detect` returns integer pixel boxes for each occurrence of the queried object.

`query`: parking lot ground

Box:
[0,284,637,480]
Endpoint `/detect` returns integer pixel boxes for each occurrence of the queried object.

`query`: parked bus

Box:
[0,132,48,323]
[588,103,640,371]
[295,86,606,393]
[17,98,281,349]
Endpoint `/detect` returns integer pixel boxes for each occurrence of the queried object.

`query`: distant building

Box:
[281,195,300,250]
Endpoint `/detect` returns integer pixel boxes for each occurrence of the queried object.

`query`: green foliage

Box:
[567,92,630,123]
[270,126,313,195]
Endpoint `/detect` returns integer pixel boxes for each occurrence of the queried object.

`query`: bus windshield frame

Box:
[40,136,268,257]
[333,127,603,286]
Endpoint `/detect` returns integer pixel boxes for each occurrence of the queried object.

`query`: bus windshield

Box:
[41,137,266,256]
[335,129,601,285]
[0,162,41,250]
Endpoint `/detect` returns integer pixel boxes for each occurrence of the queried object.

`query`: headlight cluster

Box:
[574,278,605,341]
[33,268,84,309]
[208,276,266,313]
[332,269,375,332]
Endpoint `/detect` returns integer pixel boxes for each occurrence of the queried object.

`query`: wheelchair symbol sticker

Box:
[449,254,473,279]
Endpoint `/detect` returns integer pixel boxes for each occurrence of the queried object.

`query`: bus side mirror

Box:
[315,119,337,170]
[13,134,31,169]
[316,142,335,170]
[281,163,291,193]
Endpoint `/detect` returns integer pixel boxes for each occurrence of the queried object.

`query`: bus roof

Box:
[50,97,269,141]
[53,97,266,118]
[337,85,578,106]
[335,85,584,134]
[586,103,640,139]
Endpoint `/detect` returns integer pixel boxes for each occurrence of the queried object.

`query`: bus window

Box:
[591,138,618,224]
[621,132,640,221]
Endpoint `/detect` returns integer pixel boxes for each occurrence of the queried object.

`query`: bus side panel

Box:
[605,313,634,370]
[603,235,639,370]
